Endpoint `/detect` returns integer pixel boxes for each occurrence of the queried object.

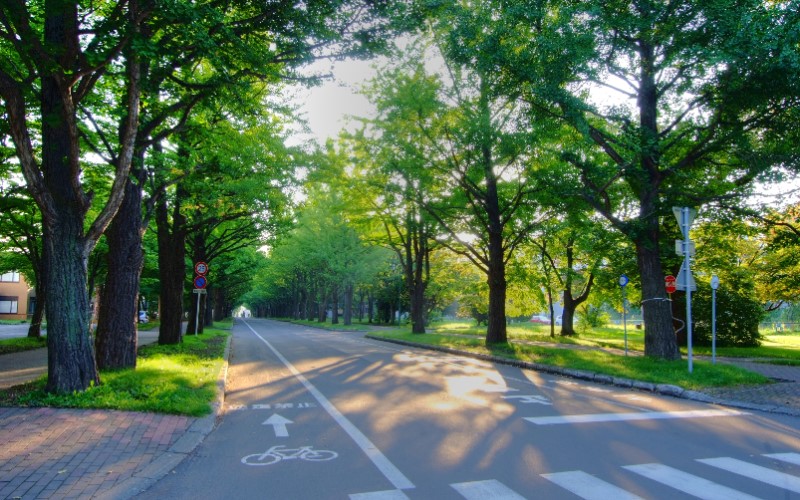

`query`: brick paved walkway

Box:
[0,407,192,499]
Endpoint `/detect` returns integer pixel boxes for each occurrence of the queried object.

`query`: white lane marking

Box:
[525,409,747,426]
[243,320,415,490]
[766,452,800,466]
[450,479,526,499]
[349,490,410,499]
[502,394,551,405]
[698,457,800,493]
[541,471,643,500]
[623,463,763,500]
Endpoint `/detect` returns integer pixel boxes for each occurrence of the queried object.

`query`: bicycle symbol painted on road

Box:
[241,445,338,466]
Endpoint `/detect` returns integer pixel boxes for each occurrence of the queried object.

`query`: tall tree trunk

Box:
[483,178,507,343]
[637,231,680,360]
[95,177,143,369]
[559,241,594,337]
[27,255,47,339]
[43,215,99,392]
[213,287,225,321]
[343,283,354,326]
[39,0,99,392]
[331,286,339,324]
[156,185,186,345]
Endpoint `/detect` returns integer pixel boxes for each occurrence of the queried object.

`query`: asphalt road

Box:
[142,318,800,499]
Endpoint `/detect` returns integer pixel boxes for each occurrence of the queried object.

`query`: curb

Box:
[367,335,800,418]
[95,333,232,500]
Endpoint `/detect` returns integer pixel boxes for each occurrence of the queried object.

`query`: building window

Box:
[0,296,19,314]
[0,271,20,283]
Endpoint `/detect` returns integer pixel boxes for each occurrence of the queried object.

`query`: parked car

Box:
[138,311,148,323]
[530,314,562,325]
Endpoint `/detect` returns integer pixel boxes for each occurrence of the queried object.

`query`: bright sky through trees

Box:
[294,59,378,142]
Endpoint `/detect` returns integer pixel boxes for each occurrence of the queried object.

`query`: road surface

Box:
[142,318,800,499]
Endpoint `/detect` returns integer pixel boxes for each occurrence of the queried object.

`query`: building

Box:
[0,271,35,321]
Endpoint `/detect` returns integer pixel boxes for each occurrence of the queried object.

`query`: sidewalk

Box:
[0,329,229,500]
[1,327,798,499]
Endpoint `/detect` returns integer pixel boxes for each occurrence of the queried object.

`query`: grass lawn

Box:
[367,319,798,390]
[0,324,230,416]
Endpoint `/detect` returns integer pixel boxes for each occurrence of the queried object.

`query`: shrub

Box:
[691,284,763,347]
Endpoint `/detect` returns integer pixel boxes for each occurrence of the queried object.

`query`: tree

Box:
[434,0,800,359]
[0,183,46,338]
[0,0,144,392]
[360,46,552,345]
[91,0,421,356]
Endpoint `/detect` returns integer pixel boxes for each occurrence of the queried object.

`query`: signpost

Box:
[674,207,696,373]
[711,274,720,364]
[193,262,209,336]
[619,274,629,356]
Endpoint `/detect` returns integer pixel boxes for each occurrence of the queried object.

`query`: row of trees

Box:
[1,0,798,394]
[0,0,419,393]
[247,0,799,357]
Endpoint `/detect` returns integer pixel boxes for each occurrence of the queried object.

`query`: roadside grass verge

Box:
[367,330,769,391]
[426,320,800,364]
[0,327,229,416]
[0,336,47,355]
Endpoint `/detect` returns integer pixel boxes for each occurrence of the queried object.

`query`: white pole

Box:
[711,275,719,364]
[195,291,201,335]
[684,208,693,373]
[623,285,628,356]
[619,275,628,356]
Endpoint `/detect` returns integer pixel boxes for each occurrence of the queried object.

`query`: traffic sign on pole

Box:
[193,275,207,289]
[675,261,696,291]
[665,275,677,294]
[194,261,208,275]
[673,207,697,239]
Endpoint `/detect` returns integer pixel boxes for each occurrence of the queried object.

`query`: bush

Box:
[577,304,608,333]
[692,284,763,347]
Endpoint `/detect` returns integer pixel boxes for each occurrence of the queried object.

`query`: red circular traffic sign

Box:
[194,261,208,275]
[666,283,677,294]
[665,275,676,283]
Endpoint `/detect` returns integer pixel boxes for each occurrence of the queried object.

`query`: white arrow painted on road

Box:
[263,414,293,437]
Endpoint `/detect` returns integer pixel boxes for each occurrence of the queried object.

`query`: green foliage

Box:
[577,304,609,332]
[692,282,764,348]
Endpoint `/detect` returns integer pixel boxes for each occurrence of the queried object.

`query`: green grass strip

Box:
[0,328,229,417]
[368,331,769,391]
[0,336,47,355]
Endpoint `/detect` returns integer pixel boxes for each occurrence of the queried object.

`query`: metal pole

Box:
[623,285,628,356]
[619,275,628,356]
[684,208,693,373]
[195,291,201,335]
[711,275,719,364]
[711,286,716,364]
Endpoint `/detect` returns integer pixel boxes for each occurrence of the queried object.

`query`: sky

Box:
[291,59,379,144]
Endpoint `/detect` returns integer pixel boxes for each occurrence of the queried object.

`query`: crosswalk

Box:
[350,452,800,499]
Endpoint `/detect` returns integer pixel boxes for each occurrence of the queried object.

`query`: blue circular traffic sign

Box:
[193,275,207,289]
[619,274,629,287]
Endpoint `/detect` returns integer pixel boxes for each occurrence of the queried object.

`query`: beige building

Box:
[0,271,35,321]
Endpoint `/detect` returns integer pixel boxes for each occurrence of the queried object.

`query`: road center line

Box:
[525,409,748,426]
[243,320,415,491]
